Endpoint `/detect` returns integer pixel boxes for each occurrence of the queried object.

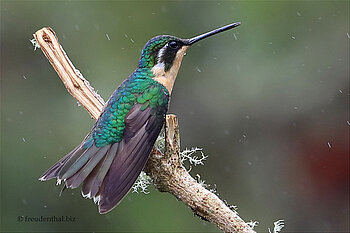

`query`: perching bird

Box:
[39,22,241,214]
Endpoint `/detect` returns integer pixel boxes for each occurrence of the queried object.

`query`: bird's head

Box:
[138,22,241,93]
[138,35,187,72]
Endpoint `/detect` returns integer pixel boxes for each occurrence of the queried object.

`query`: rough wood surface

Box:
[33,27,256,233]
[144,115,255,233]
[33,27,105,119]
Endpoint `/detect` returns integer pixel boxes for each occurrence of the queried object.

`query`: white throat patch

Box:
[157,45,167,63]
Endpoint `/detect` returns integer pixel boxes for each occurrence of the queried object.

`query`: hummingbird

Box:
[39,22,241,214]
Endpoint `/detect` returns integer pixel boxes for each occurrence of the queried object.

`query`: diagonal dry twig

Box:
[33,27,256,233]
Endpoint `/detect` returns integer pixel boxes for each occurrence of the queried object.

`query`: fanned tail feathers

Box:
[39,143,115,201]
[39,104,166,214]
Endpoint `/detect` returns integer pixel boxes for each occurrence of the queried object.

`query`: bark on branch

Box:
[33,27,256,233]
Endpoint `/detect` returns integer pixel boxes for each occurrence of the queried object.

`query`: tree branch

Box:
[33,27,105,119]
[33,27,256,233]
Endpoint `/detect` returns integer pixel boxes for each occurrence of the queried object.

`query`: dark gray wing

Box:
[96,103,166,213]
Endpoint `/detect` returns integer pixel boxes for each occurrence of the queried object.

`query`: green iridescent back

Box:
[84,69,168,148]
[82,36,177,148]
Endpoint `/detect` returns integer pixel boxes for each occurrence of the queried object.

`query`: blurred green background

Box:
[1,1,349,232]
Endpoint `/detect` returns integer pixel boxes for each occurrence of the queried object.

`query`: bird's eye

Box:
[168,41,179,49]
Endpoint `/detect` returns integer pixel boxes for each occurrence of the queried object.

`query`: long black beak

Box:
[185,22,241,45]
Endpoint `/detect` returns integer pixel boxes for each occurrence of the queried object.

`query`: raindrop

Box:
[22,137,26,142]
[130,38,134,43]
[293,106,299,110]
[44,205,47,208]
[291,36,296,40]
[347,33,350,39]
[233,33,238,40]
[196,67,201,72]
[23,75,27,80]
[105,33,111,41]
[247,161,253,166]
[296,11,301,16]
[19,111,23,115]
[327,142,331,148]
[339,89,343,94]
[245,115,250,119]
